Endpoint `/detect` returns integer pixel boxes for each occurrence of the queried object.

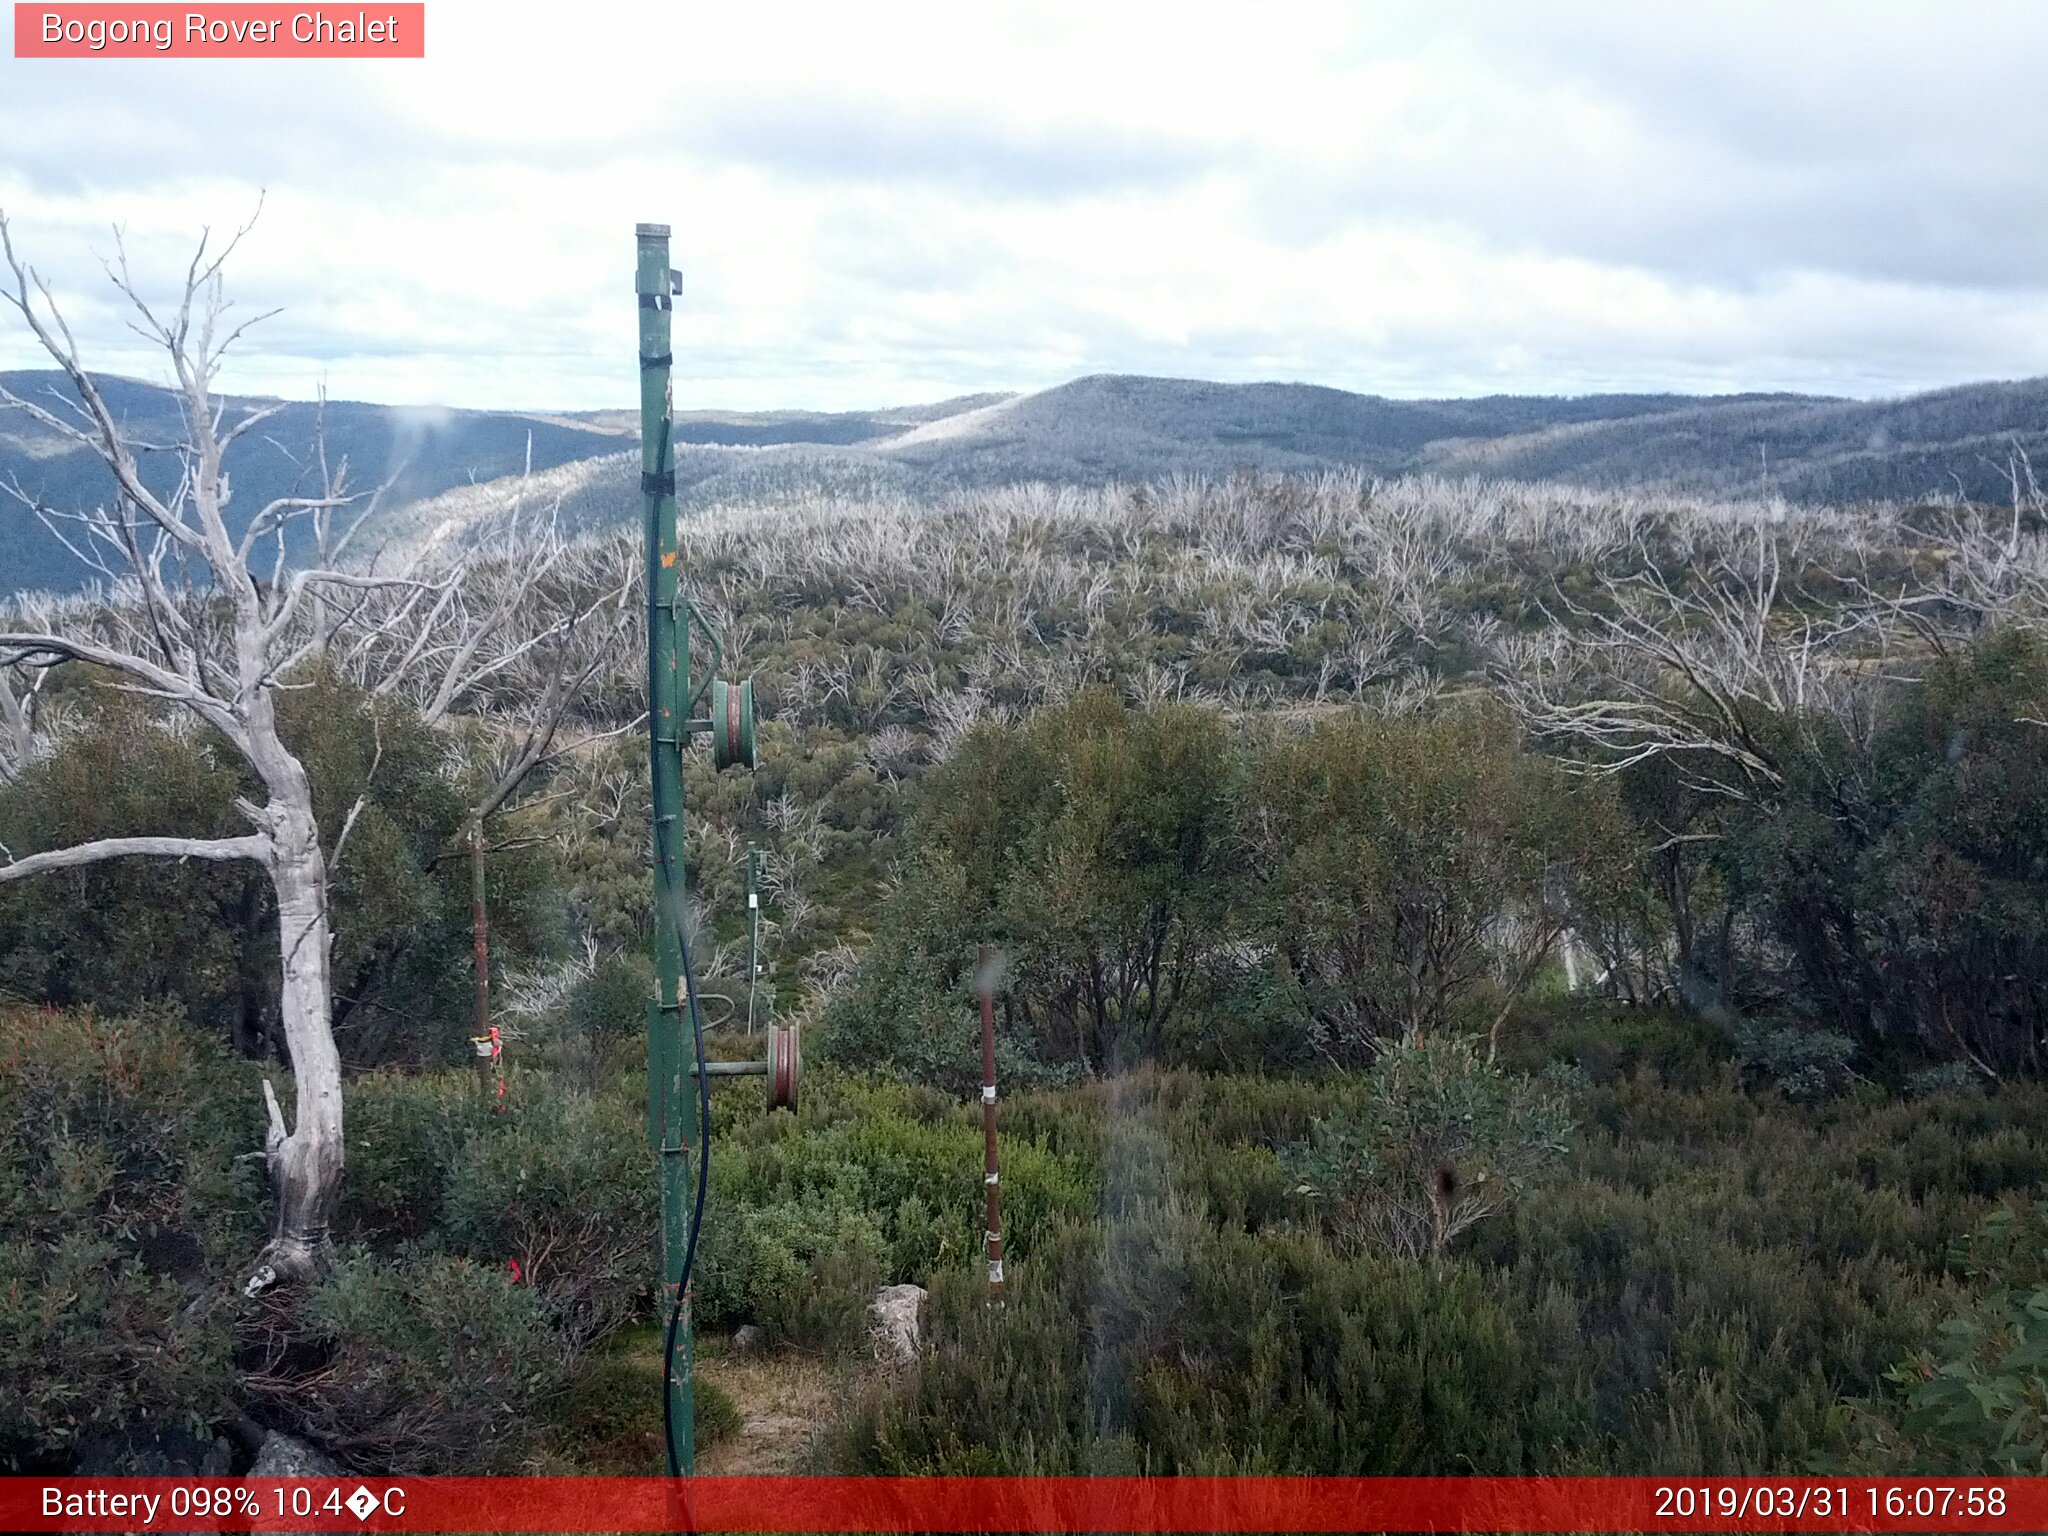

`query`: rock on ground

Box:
[251,1430,339,1477]
[869,1283,927,1365]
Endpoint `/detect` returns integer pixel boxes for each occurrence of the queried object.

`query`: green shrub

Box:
[1907,1062,1986,1099]
[566,953,651,1043]
[1285,1033,1575,1258]
[710,1071,1097,1283]
[1735,1023,1860,1102]
[696,1196,886,1353]
[694,1375,744,1451]
[335,1068,495,1243]
[243,1251,567,1474]
[0,1005,263,1470]
[552,1336,740,1467]
[1852,1202,2048,1473]
[830,1034,2048,1476]
[555,1345,662,1466]
[440,1085,654,1343]
[687,1072,1094,1354]
[337,1068,654,1346]
[835,1212,1550,1475]
[1504,999,1731,1089]
[0,693,246,1030]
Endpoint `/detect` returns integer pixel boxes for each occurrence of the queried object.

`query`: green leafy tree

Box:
[1724,629,2048,1076]
[1245,707,1632,1062]
[0,672,557,1068]
[826,689,1240,1081]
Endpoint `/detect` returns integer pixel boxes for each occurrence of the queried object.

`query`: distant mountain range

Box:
[5,370,2046,591]
[0,372,626,594]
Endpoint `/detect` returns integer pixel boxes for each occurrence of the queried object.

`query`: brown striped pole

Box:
[978,944,1004,1306]
[470,821,493,1097]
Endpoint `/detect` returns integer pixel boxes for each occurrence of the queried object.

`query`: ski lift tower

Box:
[637,223,789,1478]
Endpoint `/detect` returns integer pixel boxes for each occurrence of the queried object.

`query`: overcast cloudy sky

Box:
[3,1,2047,411]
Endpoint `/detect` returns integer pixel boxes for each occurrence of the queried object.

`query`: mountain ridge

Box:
[4,369,2045,591]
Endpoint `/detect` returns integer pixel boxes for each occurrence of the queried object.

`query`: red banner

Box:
[1,1476,2040,1532]
[12,4,425,57]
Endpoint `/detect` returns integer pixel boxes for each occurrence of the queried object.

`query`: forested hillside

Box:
[7,467,2048,1476]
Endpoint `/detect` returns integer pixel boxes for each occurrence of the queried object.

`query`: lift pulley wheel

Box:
[767,1023,800,1112]
[711,677,756,772]
[686,1024,800,1113]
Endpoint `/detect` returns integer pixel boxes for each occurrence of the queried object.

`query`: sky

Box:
[3,1,2047,412]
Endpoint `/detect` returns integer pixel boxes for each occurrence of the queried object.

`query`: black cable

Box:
[659,888,711,1480]
[647,418,712,1480]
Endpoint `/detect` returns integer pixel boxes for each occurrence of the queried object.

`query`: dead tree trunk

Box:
[250,809,344,1290]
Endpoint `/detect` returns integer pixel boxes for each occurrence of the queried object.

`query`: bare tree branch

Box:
[0,833,267,882]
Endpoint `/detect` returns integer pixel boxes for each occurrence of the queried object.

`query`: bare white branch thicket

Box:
[334,492,640,841]
[865,723,924,783]
[1495,531,1875,801]
[498,932,601,1022]
[1883,457,2048,646]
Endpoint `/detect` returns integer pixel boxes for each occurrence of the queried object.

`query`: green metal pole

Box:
[638,221,693,1476]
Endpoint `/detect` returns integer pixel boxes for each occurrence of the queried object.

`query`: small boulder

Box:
[730,1323,767,1356]
[251,1430,339,1478]
[869,1283,927,1365]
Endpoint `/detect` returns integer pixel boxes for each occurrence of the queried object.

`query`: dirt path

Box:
[695,1351,848,1474]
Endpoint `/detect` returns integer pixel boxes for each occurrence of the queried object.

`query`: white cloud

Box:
[3,0,2045,410]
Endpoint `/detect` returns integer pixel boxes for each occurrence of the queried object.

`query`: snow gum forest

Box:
[4,227,2048,1480]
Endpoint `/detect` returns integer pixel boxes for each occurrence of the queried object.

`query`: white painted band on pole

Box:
[981,1085,996,1104]
[748,893,758,908]
[985,1171,999,1185]
[988,1259,1004,1282]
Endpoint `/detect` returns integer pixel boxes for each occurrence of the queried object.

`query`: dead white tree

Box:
[342,505,640,820]
[0,214,634,1292]
[0,661,44,776]
[1857,453,2048,659]
[0,212,398,1291]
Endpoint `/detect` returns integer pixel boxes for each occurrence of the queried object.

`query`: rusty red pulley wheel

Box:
[766,1023,799,1111]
